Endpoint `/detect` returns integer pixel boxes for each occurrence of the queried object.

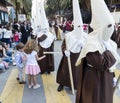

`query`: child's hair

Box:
[24,39,38,54]
[16,42,24,50]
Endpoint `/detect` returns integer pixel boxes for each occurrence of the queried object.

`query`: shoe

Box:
[28,85,32,88]
[33,84,40,89]
[19,81,26,84]
[16,77,19,81]
[12,62,16,66]
[47,71,51,74]
[57,85,64,92]
[28,83,34,88]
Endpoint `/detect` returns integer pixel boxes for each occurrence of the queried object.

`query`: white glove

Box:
[64,50,70,57]
[113,77,117,87]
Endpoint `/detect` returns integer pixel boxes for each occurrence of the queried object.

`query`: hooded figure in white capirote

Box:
[32,0,55,74]
[56,0,88,92]
[75,0,120,103]
[31,0,54,48]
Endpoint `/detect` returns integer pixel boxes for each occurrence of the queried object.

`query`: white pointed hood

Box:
[90,0,115,41]
[36,0,55,48]
[66,0,87,53]
[37,0,49,31]
[31,0,37,33]
[76,0,120,71]
[73,0,83,39]
[31,0,42,34]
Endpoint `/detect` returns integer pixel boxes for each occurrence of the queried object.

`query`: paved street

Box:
[0,40,120,103]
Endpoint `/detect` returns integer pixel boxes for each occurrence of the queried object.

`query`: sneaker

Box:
[12,62,16,66]
[28,85,32,88]
[33,84,40,89]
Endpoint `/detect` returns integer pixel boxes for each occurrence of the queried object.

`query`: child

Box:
[24,39,46,89]
[13,30,20,47]
[15,42,26,84]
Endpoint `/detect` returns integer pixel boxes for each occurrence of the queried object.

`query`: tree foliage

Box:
[45,0,119,17]
[22,0,32,14]
[9,0,32,16]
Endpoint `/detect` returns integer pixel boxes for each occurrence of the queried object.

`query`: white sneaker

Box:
[33,84,40,89]
[28,83,34,88]
[28,85,32,88]
[12,62,16,66]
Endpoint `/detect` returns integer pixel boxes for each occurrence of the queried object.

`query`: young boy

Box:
[15,42,26,84]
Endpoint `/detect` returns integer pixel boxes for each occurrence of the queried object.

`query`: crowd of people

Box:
[0,21,32,71]
[0,21,32,46]
[48,16,89,41]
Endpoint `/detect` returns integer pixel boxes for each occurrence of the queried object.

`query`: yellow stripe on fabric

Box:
[42,72,72,103]
[113,69,120,103]
[0,69,25,103]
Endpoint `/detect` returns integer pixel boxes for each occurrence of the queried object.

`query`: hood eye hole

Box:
[108,24,112,28]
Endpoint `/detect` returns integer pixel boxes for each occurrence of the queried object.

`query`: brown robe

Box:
[37,43,54,73]
[56,40,80,89]
[116,27,120,48]
[111,30,117,43]
[76,50,116,103]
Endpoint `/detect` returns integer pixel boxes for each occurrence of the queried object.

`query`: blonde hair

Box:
[24,39,38,54]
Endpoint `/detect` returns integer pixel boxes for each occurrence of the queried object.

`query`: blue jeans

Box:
[3,38,11,48]
[6,51,12,57]
[2,57,12,64]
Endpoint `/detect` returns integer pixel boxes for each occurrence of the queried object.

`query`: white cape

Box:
[65,30,87,53]
[37,31,55,49]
